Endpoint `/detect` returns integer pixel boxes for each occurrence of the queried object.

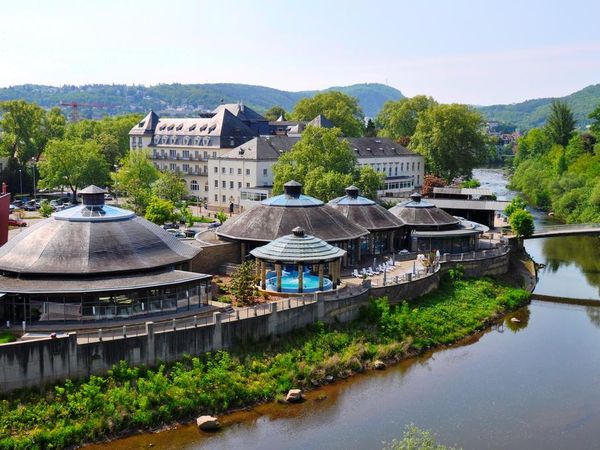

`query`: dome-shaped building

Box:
[389,192,488,253]
[217,181,368,265]
[328,185,404,259]
[0,186,211,325]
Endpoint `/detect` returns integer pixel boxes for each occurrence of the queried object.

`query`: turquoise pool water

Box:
[265,274,332,293]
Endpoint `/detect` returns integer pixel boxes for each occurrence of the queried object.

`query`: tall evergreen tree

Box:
[545,100,576,147]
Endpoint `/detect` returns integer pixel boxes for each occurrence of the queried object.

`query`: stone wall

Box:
[0,252,509,393]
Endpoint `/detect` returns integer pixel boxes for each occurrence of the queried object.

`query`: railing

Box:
[533,223,600,233]
[440,245,509,262]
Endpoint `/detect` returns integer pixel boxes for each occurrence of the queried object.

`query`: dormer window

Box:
[138,121,145,128]
[167,124,175,131]
[176,123,183,131]
[189,124,196,131]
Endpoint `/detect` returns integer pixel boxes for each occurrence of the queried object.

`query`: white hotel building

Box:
[129,104,423,209]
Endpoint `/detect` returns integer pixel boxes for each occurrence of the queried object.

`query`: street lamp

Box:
[18,169,23,195]
[30,158,36,201]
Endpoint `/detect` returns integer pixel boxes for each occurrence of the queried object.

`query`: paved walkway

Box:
[343,258,425,287]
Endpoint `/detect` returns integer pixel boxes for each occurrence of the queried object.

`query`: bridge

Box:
[527,223,600,239]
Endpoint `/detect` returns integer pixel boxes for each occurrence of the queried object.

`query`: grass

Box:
[0,276,529,449]
[0,332,16,345]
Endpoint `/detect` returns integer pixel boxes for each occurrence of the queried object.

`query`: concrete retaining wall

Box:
[0,252,509,392]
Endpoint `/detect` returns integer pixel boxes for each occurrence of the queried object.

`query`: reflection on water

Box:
[504,306,530,332]
[526,235,600,300]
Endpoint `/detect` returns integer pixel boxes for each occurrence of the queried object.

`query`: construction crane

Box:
[58,101,115,122]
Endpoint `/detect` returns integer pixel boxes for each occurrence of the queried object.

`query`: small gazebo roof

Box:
[389,192,459,229]
[250,227,346,263]
[328,186,404,231]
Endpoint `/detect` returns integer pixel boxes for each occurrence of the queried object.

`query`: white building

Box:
[130,106,424,209]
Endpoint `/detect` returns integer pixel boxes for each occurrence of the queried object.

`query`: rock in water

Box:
[196,415,220,431]
[374,360,386,370]
[286,389,303,403]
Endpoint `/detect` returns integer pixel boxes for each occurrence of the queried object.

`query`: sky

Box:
[1,0,600,105]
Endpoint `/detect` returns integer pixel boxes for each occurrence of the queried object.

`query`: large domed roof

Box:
[217,181,369,243]
[389,192,460,230]
[328,186,404,232]
[0,186,199,275]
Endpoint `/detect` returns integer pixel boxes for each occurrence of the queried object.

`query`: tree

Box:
[590,103,600,136]
[112,150,159,214]
[0,101,66,166]
[272,127,360,201]
[545,100,576,147]
[460,178,481,188]
[509,209,534,238]
[263,106,287,121]
[229,260,258,306]
[421,174,447,196]
[376,95,437,141]
[355,165,385,199]
[364,119,377,137]
[410,104,490,181]
[514,128,552,164]
[504,196,527,217]
[291,91,364,137]
[216,210,228,224]
[39,200,53,218]
[144,196,175,225]
[152,171,188,204]
[38,138,110,200]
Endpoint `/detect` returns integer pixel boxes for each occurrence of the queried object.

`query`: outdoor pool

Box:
[265,274,332,293]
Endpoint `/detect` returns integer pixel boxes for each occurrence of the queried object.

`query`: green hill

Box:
[477,84,600,130]
[0,82,403,119]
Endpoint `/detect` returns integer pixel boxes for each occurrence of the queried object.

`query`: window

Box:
[214,166,218,174]
[137,137,142,146]
[169,149,176,159]
[246,169,250,175]
[401,162,404,171]
[205,183,209,192]
[229,181,234,189]
[170,163,177,171]
[238,168,242,175]
[131,137,136,148]
[214,194,218,202]
[237,182,242,188]
[417,161,421,170]
[412,162,415,171]
[214,180,218,187]
[417,175,420,185]
[263,168,268,176]
[204,151,208,159]
[229,168,233,175]
[388,168,392,176]
[222,167,226,174]
[212,152,217,158]
[222,181,226,188]
[395,167,398,176]
[191,180,199,191]
[182,164,189,172]
[246,182,250,188]
[222,195,226,203]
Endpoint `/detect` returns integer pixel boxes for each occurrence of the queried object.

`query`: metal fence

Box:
[440,245,509,263]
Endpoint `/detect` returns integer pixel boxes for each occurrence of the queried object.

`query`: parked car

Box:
[8,218,27,227]
[11,200,24,208]
[22,201,40,211]
[166,228,186,239]
[208,222,221,229]
[162,222,180,230]
[184,229,198,238]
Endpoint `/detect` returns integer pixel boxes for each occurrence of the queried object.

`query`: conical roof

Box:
[389,192,459,229]
[250,227,346,262]
[217,181,369,243]
[328,186,404,231]
[0,186,199,275]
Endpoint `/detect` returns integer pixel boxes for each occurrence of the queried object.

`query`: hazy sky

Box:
[2,0,600,105]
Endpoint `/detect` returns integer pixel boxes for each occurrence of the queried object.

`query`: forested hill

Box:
[0,83,403,119]
[477,84,600,130]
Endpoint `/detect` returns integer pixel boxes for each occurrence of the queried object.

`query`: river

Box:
[90,169,600,450]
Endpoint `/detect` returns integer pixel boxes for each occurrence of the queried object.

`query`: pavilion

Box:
[389,192,489,254]
[0,186,212,325]
[250,227,346,293]
[216,181,368,265]
[328,185,405,260]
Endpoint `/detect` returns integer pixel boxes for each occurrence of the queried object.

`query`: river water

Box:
[91,169,600,450]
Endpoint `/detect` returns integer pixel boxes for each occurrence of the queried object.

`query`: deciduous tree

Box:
[410,104,490,181]
[38,138,110,200]
[263,106,287,121]
[545,100,576,147]
[112,150,159,214]
[291,91,364,137]
[152,171,188,204]
[509,209,535,238]
[376,95,437,141]
[144,196,175,225]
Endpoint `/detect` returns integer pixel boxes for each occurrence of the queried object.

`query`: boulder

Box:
[285,389,303,403]
[373,360,386,370]
[196,415,220,431]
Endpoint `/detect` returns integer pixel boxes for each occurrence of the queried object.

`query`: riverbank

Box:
[0,274,529,450]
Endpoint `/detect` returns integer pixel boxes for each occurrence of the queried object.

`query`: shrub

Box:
[39,200,53,218]
[509,209,535,238]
